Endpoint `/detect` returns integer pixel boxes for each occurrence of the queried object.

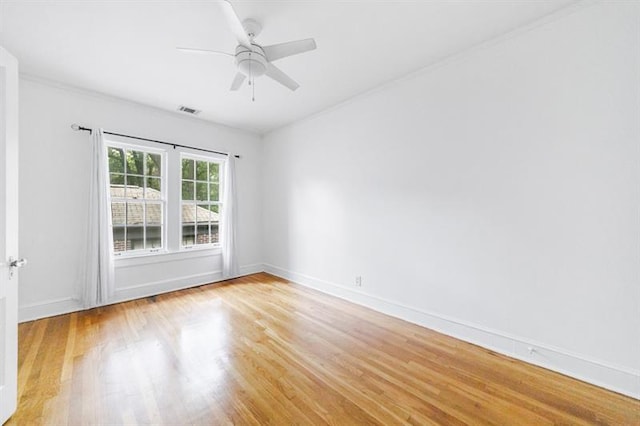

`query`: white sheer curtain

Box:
[83,128,115,308]
[221,153,239,279]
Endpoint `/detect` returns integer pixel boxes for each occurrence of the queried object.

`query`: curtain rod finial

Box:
[71,123,80,131]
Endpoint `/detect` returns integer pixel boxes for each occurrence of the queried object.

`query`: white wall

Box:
[262,2,640,398]
[18,77,263,320]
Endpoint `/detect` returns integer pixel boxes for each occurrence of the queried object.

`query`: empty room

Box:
[0,0,639,424]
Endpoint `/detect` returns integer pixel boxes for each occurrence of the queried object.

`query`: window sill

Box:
[114,246,222,268]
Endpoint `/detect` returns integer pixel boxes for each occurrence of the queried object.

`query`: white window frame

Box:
[180,152,225,251]
[106,140,168,258]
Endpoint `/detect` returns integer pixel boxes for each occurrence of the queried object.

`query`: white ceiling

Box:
[0,0,577,134]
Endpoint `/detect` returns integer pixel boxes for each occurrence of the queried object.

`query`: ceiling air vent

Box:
[177,105,201,115]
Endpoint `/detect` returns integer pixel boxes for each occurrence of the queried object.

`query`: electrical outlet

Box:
[355,276,362,287]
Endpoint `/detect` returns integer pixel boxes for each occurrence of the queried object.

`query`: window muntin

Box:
[107,145,165,255]
[181,156,222,248]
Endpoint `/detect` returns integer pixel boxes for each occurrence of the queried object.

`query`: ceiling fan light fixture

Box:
[236,46,267,77]
[238,59,266,77]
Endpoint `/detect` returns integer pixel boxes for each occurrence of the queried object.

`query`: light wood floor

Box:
[7,273,639,425]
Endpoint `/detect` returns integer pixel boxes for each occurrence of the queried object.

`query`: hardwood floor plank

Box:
[6,273,639,425]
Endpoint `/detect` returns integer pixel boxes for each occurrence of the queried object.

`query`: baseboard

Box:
[113,262,264,303]
[263,263,640,400]
[18,263,265,323]
[239,263,265,276]
[19,297,83,323]
[112,271,223,303]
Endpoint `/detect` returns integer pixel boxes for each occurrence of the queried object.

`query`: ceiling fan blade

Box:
[177,47,233,57]
[230,72,246,91]
[220,0,251,49]
[262,38,317,62]
[265,63,299,91]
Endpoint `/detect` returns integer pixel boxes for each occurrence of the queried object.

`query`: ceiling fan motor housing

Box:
[235,44,267,77]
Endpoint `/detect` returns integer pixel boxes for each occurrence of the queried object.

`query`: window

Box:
[105,140,225,257]
[108,145,164,255]
[181,156,222,248]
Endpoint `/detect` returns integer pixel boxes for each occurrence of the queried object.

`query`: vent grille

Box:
[178,105,201,115]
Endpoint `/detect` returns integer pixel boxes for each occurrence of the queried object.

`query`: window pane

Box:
[145,153,161,176]
[182,204,196,247]
[196,161,208,181]
[113,227,126,252]
[182,181,194,200]
[196,182,208,201]
[210,204,220,222]
[111,202,126,225]
[182,203,196,224]
[146,203,162,225]
[211,205,220,244]
[182,158,194,179]
[146,177,161,199]
[209,183,219,202]
[126,176,144,199]
[146,226,162,249]
[182,225,195,246]
[126,202,144,225]
[126,150,145,174]
[110,184,125,199]
[110,173,124,185]
[196,204,211,224]
[210,223,219,243]
[196,224,210,245]
[127,225,144,251]
[108,147,125,173]
[209,162,219,182]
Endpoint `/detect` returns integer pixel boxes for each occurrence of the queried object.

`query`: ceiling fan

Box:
[177,0,317,97]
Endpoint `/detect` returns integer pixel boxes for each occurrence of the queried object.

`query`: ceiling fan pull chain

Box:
[248,51,252,86]
[248,51,256,101]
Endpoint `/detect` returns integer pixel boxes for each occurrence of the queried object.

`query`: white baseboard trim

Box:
[239,263,265,275]
[113,262,264,304]
[18,263,265,323]
[113,271,222,303]
[19,297,83,323]
[263,263,640,400]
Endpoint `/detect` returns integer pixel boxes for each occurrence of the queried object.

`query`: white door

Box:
[0,46,20,425]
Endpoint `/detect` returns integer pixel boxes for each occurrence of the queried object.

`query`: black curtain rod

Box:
[71,124,240,158]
